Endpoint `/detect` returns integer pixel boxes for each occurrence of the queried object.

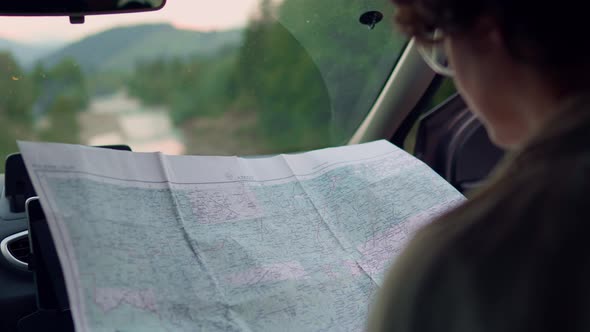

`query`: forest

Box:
[0,0,453,172]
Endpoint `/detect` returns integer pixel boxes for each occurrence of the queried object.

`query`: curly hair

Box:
[391,0,590,90]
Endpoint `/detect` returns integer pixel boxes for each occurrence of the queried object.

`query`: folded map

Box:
[19,140,464,332]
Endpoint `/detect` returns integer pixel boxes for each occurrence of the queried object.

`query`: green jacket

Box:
[368,97,590,332]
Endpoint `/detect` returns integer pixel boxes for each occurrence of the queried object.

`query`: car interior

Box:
[0,1,505,331]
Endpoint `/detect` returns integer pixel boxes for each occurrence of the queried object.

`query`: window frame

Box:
[349,39,436,145]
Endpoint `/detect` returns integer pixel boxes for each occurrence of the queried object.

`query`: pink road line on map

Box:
[344,260,364,277]
[225,262,308,286]
[94,288,159,315]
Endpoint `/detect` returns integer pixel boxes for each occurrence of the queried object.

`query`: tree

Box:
[234,0,405,150]
[235,0,335,152]
[275,0,405,142]
[34,58,89,143]
[47,58,89,110]
[0,52,34,124]
[0,52,35,171]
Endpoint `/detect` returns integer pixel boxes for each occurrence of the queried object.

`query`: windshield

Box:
[0,0,407,171]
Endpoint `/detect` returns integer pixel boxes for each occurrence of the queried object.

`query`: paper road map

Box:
[19,140,464,332]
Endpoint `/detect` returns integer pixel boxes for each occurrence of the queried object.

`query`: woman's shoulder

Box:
[369,122,590,331]
[369,96,590,332]
[440,94,590,251]
[402,128,590,323]
[418,94,590,251]
[426,137,590,262]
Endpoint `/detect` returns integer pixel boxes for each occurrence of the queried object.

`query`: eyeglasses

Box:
[416,29,454,77]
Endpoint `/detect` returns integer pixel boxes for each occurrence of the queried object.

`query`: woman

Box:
[369,1,590,331]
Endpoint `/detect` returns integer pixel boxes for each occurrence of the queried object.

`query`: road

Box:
[78,91,271,157]
[78,91,186,155]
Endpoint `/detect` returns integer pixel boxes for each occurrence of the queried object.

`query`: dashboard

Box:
[0,147,131,331]
[0,175,36,331]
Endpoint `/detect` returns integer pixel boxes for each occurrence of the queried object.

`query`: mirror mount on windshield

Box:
[0,0,166,24]
[70,15,85,24]
[359,11,384,30]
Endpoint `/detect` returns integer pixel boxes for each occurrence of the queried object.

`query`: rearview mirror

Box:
[0,0,166,22]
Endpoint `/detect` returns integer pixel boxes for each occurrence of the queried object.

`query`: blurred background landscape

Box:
[0,0,409,172]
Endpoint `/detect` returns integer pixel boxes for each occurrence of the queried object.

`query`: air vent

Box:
[8,235,30,263]
[1,231,29,271]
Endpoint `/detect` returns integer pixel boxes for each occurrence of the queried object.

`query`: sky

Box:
[0,0,260,43]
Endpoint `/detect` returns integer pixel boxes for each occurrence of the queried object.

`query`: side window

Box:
[426,78,456,110]
[399,78,504,194]
[402,78,456,153]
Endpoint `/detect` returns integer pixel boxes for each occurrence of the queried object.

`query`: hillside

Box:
[0,38,64,68]
[42,24,243,72]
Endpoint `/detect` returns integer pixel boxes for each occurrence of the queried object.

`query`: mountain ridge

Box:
[41,23,243,72]
[0,38,64,68]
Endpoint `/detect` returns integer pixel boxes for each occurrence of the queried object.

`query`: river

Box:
[78,91,186,155]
